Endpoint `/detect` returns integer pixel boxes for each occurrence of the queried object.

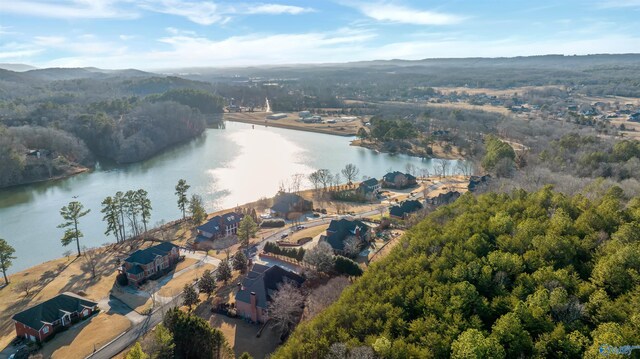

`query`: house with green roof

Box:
[321,218,370,255]
[120,241,179,286]
[12,292,98,342]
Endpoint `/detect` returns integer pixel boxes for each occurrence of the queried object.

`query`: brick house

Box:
[270,192,313,218]
[121,242,179,285]
[357,178,381,200]
[321,218,370,255]
[12,292,98,342]
[389,200,423,219]
[196,212,244,243]
[382,171,417,189]
[235,264,304,323]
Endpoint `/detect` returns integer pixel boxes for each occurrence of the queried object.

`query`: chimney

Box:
[237,282,242,291]
[250,292,258,322]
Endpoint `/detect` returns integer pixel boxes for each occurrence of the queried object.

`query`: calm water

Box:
[0,122,462,273]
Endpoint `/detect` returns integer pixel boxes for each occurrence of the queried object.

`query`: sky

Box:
[0,0,639,69]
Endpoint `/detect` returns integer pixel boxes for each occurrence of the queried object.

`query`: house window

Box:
[42,326,49,334]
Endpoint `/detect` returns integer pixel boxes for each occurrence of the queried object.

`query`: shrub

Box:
[264,242,305,261]
[260,219,285,228]
[334,256,363,276]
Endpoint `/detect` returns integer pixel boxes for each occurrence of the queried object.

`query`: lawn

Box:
[39,312,131,359]
[288,224,328,243]
[174,257,198,272]
[0,245,125,349]
[209,313,280,358]
[157,263,216,297]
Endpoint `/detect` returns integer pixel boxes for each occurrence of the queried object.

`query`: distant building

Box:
[468,175,491,192]
[357,178,381,199]
[266,113,287,120]
[298,111,311,118]
[426,191,461,206]
[235,264,304,323]
[382,171,417,189]
[270,192,313,218]
[389,200,423,219]
[121,242,180,285]
[196,212,244,243]
[321,218,370,255]
[12,293,98,342]
[629,112,640,123]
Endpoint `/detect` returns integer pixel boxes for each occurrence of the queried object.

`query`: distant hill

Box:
[22,67,157,81]
[0,63,37,72]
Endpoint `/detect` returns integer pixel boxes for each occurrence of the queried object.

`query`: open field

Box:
[157,263,216,298]
[41,312,131,359]
[224,111,362,136]
[434,85,564,96]
[0,245,127,349]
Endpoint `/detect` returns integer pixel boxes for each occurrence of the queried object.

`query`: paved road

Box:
[90,179,449,358]
[87,295,181,359]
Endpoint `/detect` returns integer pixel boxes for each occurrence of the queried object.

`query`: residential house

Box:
[630,112,640,123]
[382,171,418,189]
[196,211,244,242]
[389,200,423,219]
[235,264,304,323]
[426,191,461,206]
[121,242,180,285]
[357,178,381,199]
[12,293,98,342]
[270,192,313,218]
[468,174,491,192]
[321,218,370,255]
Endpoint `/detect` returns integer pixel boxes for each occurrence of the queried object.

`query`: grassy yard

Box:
[209,313,280,358]
[288,224,328,243]
[157,263,215,297]
[38,312,131,359]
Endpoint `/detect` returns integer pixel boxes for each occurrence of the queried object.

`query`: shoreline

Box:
[0,165,91,190]
[350,139,464,161]
[224,117,356,137]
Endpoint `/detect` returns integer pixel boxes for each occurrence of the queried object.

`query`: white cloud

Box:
[347,1,464,25]
[119,35,136,41]
[0,42,43,60]
[0,0,137,19]
[245,4,314,15]
[139,1,314,25]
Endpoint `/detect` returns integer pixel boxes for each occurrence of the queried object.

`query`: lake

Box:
[0,121,463,273]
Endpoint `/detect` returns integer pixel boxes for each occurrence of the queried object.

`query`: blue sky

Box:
[1,0,639,69]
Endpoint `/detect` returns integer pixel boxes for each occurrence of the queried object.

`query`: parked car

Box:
[296,225,305,230]
[281,233,288,239]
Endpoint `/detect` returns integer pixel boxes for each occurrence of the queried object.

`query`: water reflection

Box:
[0,121,462,273]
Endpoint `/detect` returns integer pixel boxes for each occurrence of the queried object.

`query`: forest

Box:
[0,74,223,187]
[275,186,640,358]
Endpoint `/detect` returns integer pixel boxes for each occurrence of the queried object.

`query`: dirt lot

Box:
[224,112,362,136]
[39,312,131,359]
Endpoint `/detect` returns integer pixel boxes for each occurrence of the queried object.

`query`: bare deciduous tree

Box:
[341,164,360,186]
[82,246,99,279]
[268,281,305,334]
[303,241,335,273]
[14,279,37,297]
[436,159,449,178]
[343,236,363,258]
[305,276,350,319]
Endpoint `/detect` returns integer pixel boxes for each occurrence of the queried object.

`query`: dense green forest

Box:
[275,187,640,358]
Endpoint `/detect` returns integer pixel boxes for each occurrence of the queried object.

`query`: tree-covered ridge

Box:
[275,187,640,358]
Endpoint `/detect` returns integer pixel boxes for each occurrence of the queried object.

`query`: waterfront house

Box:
[270,192,313,218]
[12,292,98,342]
[426,191,461,206]
[321,218,370,255]
[382,171,417,189]
[196,212,244,241]
[235,264,304,323]
[121,242,180,285]
[390,200,423,219]
[357,178,381,199]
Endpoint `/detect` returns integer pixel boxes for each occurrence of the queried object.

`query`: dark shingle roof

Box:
[197,212,243,237]
[124,242,178,265]
[127,265,144,275]
[235,264,304,308]
[270,192,311,214]
[383,171,416,183]
[390,200,423,218]
[12,293,97,330]
[361,178,378,187]
[325,219,369,251]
